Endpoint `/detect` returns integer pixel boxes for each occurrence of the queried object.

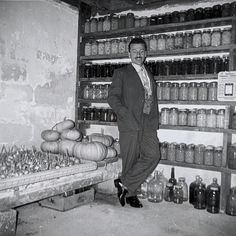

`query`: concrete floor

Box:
[16,193,236,236]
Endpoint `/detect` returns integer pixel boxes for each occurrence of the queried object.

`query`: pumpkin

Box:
[106,147,117,158]
[58,140,77,156]
[60,128,82,141]
[73,138,107,161]
[41,130,60,142]
[89,129,113,147]
[53,118,75,133]
[40,141,59,154]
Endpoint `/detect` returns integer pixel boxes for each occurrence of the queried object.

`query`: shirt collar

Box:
[132,63,145,73]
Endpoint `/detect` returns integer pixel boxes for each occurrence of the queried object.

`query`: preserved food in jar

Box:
[170,83,179,100]
[207,186,220,214]
[96,84,103,99]
[166,34,175,50]
[206,109,217,128]
[212,4,222,18]
[204,7,213,19]
[213,146,222,167]
[177,177,188,201]
[85,42,92,56]
[157,34,166,50]
[178,109,188,126]
[118,14,126,29]
[228,144,236,170]
[176,143,186,162]
[192,30,202,48]
[222,27,232,45]
[186,9,195,21]
[202,29,211,47]
[188,82,198,101]
[171,11,179,23]
[173,185,183,204]
[140,16,148,27]
[179,83,188,100]
[149,35,157,51]
[179,11,186,22]
[204,145,214,166]
[134,16,140,28]
[118,38,126,54]
[164,183,174,202]
[111,15,119,30]
[160,142,168,160]
[222,3,231,17]
[167,142,177,161]
[111,39,119,54]
[208,82,217,101]
[194,180,206,209]
[84,19,90,33]
[160,108,169,125]
[103,16,111,31]
[83,85,90,99]
[231,2,236,16]
[198,82,208,100]
[194,144,205,165]
[195,7,204,20]
[97,17,104,32]
[98,41,105,55]
[90,18,98,33]
[174,32,184,49]
[162,82,171,100]
[126,13,135,28]
[104,41,111,55]
[226,187,236,216]
[91,41,98,55]
[169,108,178,126]
[150,15,157,25]
[197,109,207,127]
[183,31,192,49]
[185,144,195,163]
[216,109,225,128]
[156,82,163,100]
[187,109,197,127]
[211,28,221,47]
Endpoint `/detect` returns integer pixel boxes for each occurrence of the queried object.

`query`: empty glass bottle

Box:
[169,167,177,185]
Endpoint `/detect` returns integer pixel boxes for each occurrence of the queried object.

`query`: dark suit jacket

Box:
[107,64,159,132]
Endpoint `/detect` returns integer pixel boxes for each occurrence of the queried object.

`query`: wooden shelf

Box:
[78,99,107,103]
[82,16,235,40]
[77,120,117,126]
[81,45,233,61]
[80,77,112,82]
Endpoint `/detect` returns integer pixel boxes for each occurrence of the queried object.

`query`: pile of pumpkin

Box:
[41,118,118,162]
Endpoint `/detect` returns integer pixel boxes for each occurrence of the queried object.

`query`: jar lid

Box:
[178,177,185,182]
[215,146,223,151]
[217,109,225,114]
[180,82,188,87]
[189,109,197,113]
[202,29,211,33]
[174,185,182,189]
[194,30,202,34]
[209,81,217,86]
[206,145,214,150]
[198,108,206,113]
[223,27,232,31]
[196,7,203,11]
[199,82,207,86]
[178,143,186,148]
[187,144,195,149]
[222,3,231,7]
[170,107,178,111]
[189,82,197,86]
[91,17,98,22]
[166,182,174,187]
[212,28,221,32]
[161,107,170,111]
[207,108,216,113]
[171,83,179,87]
[156,82,163,86]
[185,31,192,35]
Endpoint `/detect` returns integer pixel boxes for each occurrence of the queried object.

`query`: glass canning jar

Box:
[231,2,236,16]
[187,109,197,127]
[188,82,198,101]
[186,8,195,21]
[140,16,148,27]
[96,84,103,99]
[195,7,204,20]
[160,108,170,125]
[91,41,98,55]
[226,187,236,216]
[222,27,232,45]
[198,82,208,101]
[84,42,92,56]
[111,15,119,30]
[90,18,98,33]
[118,38,126,54]
[216,109,225,128]
[162,82,171,100]
[164,182,174,202]
[84,19,90,33]
[83,85,90,99]
[192,30,202,48]
[126,13,135,28]
[228,144,236,170]
[178,109,188,126]
[213,146,222,167]
[184,31,193,49]
[150,15,157,25]
[177,177,188,201]
[160,142,168,160]
[206,109,217,128]
[118,14,126,29]
[174,32,184,49]
[197,109,207,127]
[211,28,221,47]
[167,142,177,161]
[97,17,104,32]
[185,144,195,163]
[204,145,214,166]
[222,3,231,17]
[103,16,111,31]
[194,144,205,165]
[212,4,222,18]
[208,82,218,101]
[179,82,188,100]
[194,181,206,209]
[171,11,180,23]
[204,7,213,19]
[202,29,211,47]
[170,83,179,100]
[104,40,111,55]
[169,108,179,126]
[157,34,166,50]
[156,82,163,100]
[179,11,186,22]
[111,39,119,54]
[98,41,105,55]
[173,185,184,204]
[134,16,140,28]
[149,35,157,51]
[176,143,186,162]
[166,34,175,50]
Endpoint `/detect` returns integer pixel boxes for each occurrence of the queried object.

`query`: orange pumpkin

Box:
[60,129,82,141]
[58,140,77,156]
[40,141,59,154]
[53,118,75,133]
[106,147,117,158]
[41,130,60,142]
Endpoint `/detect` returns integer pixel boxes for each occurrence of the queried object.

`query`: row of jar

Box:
[160,142,223,167]
[157,82,218,101]
[84,3,236,33]
[84,27,231,56]
[81,107,117,122]
[82,84,110,100]
[81,56,229,78]
[160,108,225,129]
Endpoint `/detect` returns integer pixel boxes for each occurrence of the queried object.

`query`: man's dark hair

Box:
[128,37,147,52]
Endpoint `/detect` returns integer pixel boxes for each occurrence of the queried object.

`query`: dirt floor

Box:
[16,192,236,236]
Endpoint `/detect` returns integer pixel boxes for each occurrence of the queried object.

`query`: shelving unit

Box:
[77,12,236,213]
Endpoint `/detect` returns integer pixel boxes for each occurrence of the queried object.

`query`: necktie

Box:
[139,67,151,96]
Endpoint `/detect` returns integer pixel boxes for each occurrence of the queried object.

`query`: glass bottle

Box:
[185,144,195,164]
[194,144,205,165]
[194,179,206,209]
[147,171,164,203]
[176,143,186,162]
[204,145,214,166]
[111,15,119,30]
[156,82,163,100]
[167,143,177,162]
[164,182,174,202]
[166,34,175,50]
[192,30,202,48]
[211,28,221,47]
[213,146,222,167]
[179,82,188,100]
[84,19,90,33]
[206,109,217,128]
[208,82,217,101]
[160,108,170,125]
[160,142,168,160]
[178,109,188,126]
[177,177,188,201]
[183,31,193,49]
[173,185,184,204]
[170,83,179,100]
[189,175,201,205]
[226,187,236,216]
[198,82,208,101]
[187,109,197,127]
[202,29,211,47]
[188,82,198,101]
[228,144,236,170]
[168,167,177,186]
[103,15,111,31]
[169,108,178,126]
[138,174,153,199]
[207,186,220,214]
[216,109,225,128]
[222,27,232,45]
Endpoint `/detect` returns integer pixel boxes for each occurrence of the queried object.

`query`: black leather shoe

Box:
[114,178,128,207]
[126,196,143,208]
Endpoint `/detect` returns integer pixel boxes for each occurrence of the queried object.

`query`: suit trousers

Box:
[119,116,160,197]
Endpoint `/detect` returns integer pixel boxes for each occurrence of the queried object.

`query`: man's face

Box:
[129,43,146,66]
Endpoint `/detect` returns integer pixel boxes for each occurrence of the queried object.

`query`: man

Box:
[107,37,160,208]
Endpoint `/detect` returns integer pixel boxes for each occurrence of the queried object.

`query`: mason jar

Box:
[204,145,214,166]
[179,82,188,100]
[118,38,127,54]
[208,82,218,101]
[90,18,98,33]
[149,35,157,51]
[213,146,222,167]
[111,15,119,30]
[166,34,175,50]
[118,14,126,29]
[91,41,98,55]
[198,82,208,101]
[178,109,188,126]
[176,143,186,162]
[156,82,163,100]
[170,83,179,100]
[84,19,90,33]
[97,17,104,32]
[197,109,207,127]
[222,27,232,45]
[84,42,92,56]
[134,16,140,28]
[167,142,177,162]
[169,108,179,126]
[140,16,148,27]
[174,32,184,49]
[183,31,193,49]
[187,109,197,127]
[160,108,170,125]
[157,34,166,50]
[192,30,202,48]
[194,144,205,165]
[104,40,111,55]
[206,109,217,128]
[185,144,195,164]
[160,142,168,160]
[188,82,198,101]
[162,82,171,100]
[211,28,221,47]
[202,29,211,47]
[126,13,135,28]
[103,15,111,31]
[98,41,105,55]
[216,109,225,128]
[111,39,119,54]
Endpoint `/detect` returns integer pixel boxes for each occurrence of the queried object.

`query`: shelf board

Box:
[77,120,117,126]
[221,167,236,174]
[81,45,234,61]
[159,160,222,172]
[81,17,235,40]
[80,77,112,82]
[78,99,107,103]
[154,74,218,81]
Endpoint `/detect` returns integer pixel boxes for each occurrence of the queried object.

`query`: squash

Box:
[53,118,75,133]
[60,129,82,141]
[73,137,107,161]
[40,141,59,154]
[58,140,77,156]
[106,147,117,158]
[89,129,113,147]
[41,130,60,142]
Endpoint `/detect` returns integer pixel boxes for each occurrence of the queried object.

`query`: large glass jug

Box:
[226,187,236,216]
[206,178,220,214]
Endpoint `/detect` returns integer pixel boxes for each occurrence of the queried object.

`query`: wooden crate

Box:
[39,187,95,211]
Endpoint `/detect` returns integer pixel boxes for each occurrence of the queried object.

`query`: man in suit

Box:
[108,37,160,208]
